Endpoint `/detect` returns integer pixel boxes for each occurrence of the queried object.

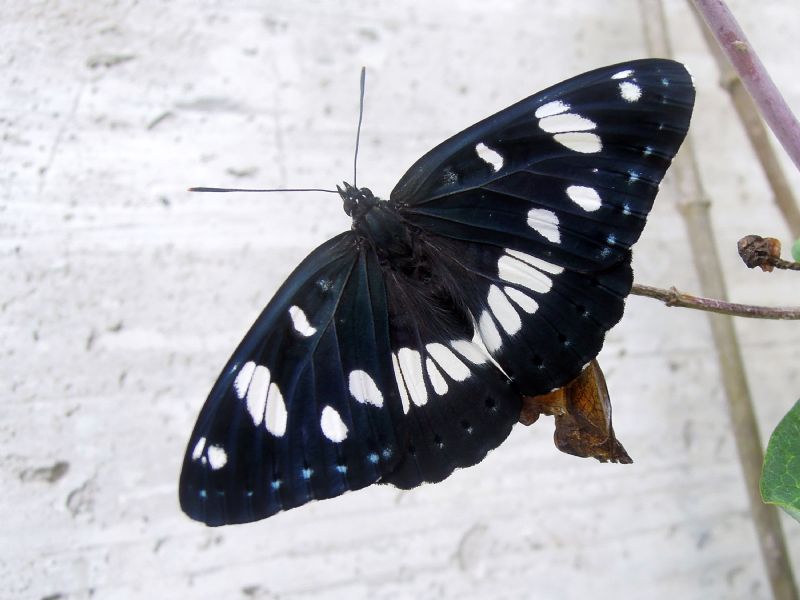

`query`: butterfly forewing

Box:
[393,59,694,270]
[390,59,694,394]
[180,234,407,525]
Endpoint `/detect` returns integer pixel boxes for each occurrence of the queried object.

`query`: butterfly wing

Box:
[180,230,523,523]
[391,59,694,396]
[378,252,521,489]
[180,233,411,525]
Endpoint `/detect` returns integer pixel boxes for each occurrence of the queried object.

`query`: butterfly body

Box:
[181,60,695,525]
[341,183,413,264]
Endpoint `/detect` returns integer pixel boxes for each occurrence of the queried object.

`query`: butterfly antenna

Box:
[353,66,366,189]
[189,187,338,193]
[190,71,369,196]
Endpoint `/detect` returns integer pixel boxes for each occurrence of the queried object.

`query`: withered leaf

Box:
[520,360,632,464]
[737,234,782,272]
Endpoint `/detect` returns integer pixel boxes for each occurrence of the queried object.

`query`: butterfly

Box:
[180,59,695,526]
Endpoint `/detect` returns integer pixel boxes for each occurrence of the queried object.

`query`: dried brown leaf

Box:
[520,360,632,463]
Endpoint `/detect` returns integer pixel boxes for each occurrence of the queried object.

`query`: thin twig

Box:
[691,0,800,172]
[631,283,800,320]
[689,4,800,238]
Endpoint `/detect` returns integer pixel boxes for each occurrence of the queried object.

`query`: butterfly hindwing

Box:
[414,235,633,396]
[378,258,521,489]
[180,234,408,525]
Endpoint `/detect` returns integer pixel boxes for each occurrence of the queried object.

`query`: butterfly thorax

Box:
[338,181,413,262]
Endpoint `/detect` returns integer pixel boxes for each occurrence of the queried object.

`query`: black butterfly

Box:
[180,59,695,526]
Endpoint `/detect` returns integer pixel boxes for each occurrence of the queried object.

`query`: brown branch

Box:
[691,0,800,172]
[689,5,800,237]
[631,283,800,320]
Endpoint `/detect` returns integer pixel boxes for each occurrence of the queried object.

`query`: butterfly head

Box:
[338,182,378,221]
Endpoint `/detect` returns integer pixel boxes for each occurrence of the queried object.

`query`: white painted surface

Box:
[2,1,799,599]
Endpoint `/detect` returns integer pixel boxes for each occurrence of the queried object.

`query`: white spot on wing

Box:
[426,343,471,381]
[425,358,448,396]
[234,361,256,399]
[506,249,564,274]
[612,69,633,79]
[398,348,428,407]
[320,405,348,442]
[348,369,384,407]
[619,81,642,102]
[451,339,489,365]
[207,445,227,470]
[553,132,602,153]
[535,100,570,119]
[475,142,503,172]
[504,286,539,314]
[478,310,503,353]
[246,365,270,426]
[265,382,287,436]
[498,253,553,294]
[288,305,316,337]
[192,437,206,461]
[391,353,411,414]
[566,185,602,212]
[526,208,560,243]
[487,285,522,335]
[538,113,596,133]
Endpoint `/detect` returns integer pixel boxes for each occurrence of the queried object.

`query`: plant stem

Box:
[631,283,800,319]
[691,0,800,172]
[689,5,800,238]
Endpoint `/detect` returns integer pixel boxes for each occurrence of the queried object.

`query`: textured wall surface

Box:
[2,1,799,599]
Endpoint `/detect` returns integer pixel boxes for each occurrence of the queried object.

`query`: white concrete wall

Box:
[2,1,799,598]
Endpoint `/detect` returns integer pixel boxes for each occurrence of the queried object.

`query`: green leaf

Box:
[761,399,800,522]
[792,238,800,263]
